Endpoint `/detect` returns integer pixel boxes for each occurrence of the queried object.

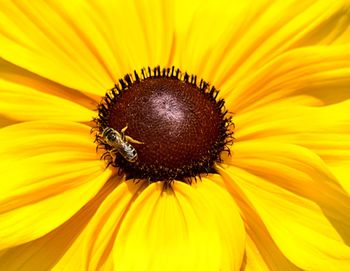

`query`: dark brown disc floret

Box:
[93,66,233,184]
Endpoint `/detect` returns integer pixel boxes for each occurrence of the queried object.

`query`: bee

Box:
[102,125,144,163]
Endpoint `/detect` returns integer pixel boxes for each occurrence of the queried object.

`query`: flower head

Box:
[0,1,350,270]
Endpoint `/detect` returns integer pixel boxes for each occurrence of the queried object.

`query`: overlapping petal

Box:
[0,179,118,271]
[83,181,145,271]
[244,236,271,271]
[235,99,350,194]
[218,168,302,271]
[8,178,245,271]
[68,178,245,271]
[221,141,350,270]
[225,45,350,112]
[0,58,98,111]
[112,179,245,271]
[0,121,111,250]
[0,79,93,122]
[0,0,174,96]
[172,0,350,91]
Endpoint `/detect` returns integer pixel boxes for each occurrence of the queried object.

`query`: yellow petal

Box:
[244,236,270,271]
[172,0,247,77]
[112,178,245,271]
[83,181,146,271]
[217,1,350,91]
[228,141,350,242]
[98,0,175,70]
[0,79,94,122]
[219,166,301,271]
[0,58,98,110]
[0,0,174,96]
[235,100,350,194]
[0,179,118,271]
[0,115,15,129]
[6,182,149,270]
[330,164,350,195]
[173,0,350,91]
[221,142,350,270]
[327,8,350,45]
[235,99,350,141]
[237,167,350,271]
[50,178,243,271]
[225,45,350,112]
[0,121,111,249]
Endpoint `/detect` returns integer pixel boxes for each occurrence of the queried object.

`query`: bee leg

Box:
[109,149,118,159]
[100,151,110,160]
[105,159,113,169]
[125,135,144,145]
[120,124,129,140]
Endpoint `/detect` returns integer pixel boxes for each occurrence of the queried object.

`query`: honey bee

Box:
[102,125,144,163]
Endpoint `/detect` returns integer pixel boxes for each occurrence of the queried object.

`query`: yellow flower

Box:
[1,0,350,270]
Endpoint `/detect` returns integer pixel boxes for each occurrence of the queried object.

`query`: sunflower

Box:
[1,0,350,270]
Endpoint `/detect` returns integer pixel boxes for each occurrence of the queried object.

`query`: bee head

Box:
[102,127,118,143]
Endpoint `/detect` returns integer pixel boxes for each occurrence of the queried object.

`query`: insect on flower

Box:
[102,125,144,163]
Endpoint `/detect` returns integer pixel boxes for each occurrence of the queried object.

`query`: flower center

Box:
[94,67,233,183]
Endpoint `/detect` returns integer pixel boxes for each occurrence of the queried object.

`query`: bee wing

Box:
[116,142,138,162]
